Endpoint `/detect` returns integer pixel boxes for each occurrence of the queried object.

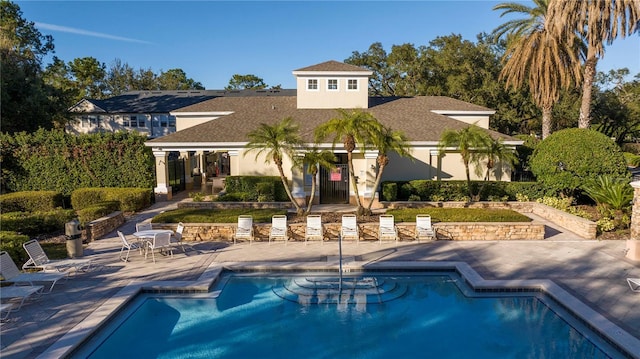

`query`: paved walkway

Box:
[1,195,639,358]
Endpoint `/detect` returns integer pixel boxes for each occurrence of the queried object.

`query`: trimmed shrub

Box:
[529,129,629,196]
[0,231,30,265]
[76,201,120,225]
[0,191,63,212]
[71,187,151,212]
[222,176,287,202]
[381,182,398,201]
[0,209,76,236]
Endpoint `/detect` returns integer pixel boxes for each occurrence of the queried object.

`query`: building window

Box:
[81,115,98,128]
[307,79,318,91]
[327,79,338,91]
[347,79,358,91]
[168,116,176,128]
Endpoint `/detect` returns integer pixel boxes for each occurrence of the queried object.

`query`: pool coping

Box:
[38,260,640,359]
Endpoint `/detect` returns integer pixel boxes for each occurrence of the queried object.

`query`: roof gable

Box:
[293,60,370,73]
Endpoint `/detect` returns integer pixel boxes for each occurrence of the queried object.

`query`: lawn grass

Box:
[152,208,288,224]
[386,208,531,223]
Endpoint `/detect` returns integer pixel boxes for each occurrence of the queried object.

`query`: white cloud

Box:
[36,22,152,44]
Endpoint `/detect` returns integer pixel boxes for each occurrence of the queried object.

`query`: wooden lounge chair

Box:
[1,251,65,293]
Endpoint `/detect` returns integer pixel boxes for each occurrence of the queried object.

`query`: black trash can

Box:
[65,219,83,258]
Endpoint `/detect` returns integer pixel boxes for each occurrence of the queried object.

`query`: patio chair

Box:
[233,215,254,244]
[118,231,143,262]
[0,284,43,314]
[269,215,289,244]
[415,214,435,241]
[628,278,640,292]
[378,214,398,244]
[145,231,173,263]
[0,251,65,293]
[304,215,324,245]
[136,222,153,232]
[340,214,359,244]
[22,239,92,274]
[171,222,186,252]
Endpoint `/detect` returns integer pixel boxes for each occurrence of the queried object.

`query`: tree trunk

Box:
[305,173,317,214]
[541,105,552,139]
[277,164,302,214]
[366,164,386,212]
[347,150,364,213]
[579,47,598,129]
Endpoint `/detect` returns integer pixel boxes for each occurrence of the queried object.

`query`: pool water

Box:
[72,273,621,358]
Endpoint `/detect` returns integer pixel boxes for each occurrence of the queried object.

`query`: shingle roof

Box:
[293,60,371,73]
[148,95,515,144]
[76,89,295,113]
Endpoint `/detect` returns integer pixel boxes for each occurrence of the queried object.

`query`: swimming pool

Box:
[70,272,626,358]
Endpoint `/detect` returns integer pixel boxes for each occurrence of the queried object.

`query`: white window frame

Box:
[327,79,338,91]
[347,79,359,91]
[307,78,319,91]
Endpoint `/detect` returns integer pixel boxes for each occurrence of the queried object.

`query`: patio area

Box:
[1,195,639,359]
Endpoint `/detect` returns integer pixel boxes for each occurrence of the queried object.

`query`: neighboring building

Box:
[67,89,294,138]
[146,60,523,204]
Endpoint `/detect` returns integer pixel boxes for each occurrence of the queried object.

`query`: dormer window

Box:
[347,79,358,91]
[307,79,318,91]
[327,79,338,91]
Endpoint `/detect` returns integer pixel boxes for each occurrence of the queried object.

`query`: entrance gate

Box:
[320,163,349,204]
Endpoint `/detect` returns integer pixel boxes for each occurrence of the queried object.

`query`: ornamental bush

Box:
[529,129,629,197]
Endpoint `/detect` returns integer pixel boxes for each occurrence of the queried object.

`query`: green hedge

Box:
[0,191,64,212]
[0,231,30,266]
[219,176,288,202]
[0,209,76,236]
[76,201,120,225]
[71,187,151,212]
[1,129,155,196]
[381,180,552,202]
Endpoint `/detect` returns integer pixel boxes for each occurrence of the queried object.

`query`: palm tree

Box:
[314,109,382,214]
[492,0,582,139]
[438,125,492,199]
[548,0,640,129]
[366,125,413,213]
[244,117,304,214]
[300,147,336,214]
[474,138,518,182]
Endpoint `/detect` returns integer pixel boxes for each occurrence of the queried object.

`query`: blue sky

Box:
[17,0,640,89]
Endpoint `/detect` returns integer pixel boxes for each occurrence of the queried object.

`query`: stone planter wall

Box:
[84,211,125,242]
[153,220,544,243]
[384,201,596,239]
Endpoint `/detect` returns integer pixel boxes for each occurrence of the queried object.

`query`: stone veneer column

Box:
[626,181,640,261]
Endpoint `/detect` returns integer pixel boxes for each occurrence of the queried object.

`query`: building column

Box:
[364,151,380,209]
[153,150,172,201]
[180,151,194,190]
[627,181,640,260]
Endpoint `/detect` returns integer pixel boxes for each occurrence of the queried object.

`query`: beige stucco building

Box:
[146,60,522,204]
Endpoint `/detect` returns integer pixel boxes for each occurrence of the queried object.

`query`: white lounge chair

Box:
[0,284,43,314]
[118,231,143,262]
[269,215,288,244]
[145,231,173,263]
[233,215,254,244]
[340,214,359,244]
[304,215,324,245]
[136,222,153,232]
[415,214,435,241]
[171,222,186,252]
[22,239,92,274]
[0,303,13,320]
[0,251,65,293]
[628,278,640,292]
[378,214,398,244]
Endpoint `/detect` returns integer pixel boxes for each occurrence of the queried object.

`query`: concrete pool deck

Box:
[1,196,639,359]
